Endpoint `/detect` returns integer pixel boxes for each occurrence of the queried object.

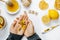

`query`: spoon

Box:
[0,0,13,7]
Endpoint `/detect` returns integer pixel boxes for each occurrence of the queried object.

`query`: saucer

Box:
[0,16,7,30]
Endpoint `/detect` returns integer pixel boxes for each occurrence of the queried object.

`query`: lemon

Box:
[48,9,59,20]
[42,15,50,24]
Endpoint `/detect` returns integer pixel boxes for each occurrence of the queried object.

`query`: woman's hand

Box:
[10,13,28,35]
[10,13,35,37]
[24,19,35,37]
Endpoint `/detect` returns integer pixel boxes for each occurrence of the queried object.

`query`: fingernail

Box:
[16,17,19,20]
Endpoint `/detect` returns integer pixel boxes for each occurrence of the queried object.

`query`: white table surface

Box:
[0,0,60,40]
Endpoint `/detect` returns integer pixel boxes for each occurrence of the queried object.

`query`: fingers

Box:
[10,20,17,33]
[23,13,28,20]
[11,20,17,28]
[17,14,28,35]
[24,19,35,37]
[10,13,29,35]
[18,15,24,23]
[14,14,28,30]
[28,19,32,24]
[11,13,28,28]
[16,17,19,20]
[14,15,23,28]
[19,15,23,21]
[27,19,34,32]
[23,13,28,25]
[17,24,22,32]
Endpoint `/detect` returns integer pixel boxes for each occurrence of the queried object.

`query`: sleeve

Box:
[27,33,41,40]
[6,33,23,40]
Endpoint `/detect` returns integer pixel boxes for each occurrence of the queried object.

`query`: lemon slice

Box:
[54,0,60,10]
[42,15,50,24]
[39,0,48,10]
[0,16,4,25]
[19,19,25,25]
[0,16,6,30]
[48,9,59,20]
[0,24,2,29]
[22,25,26,30]
[18,19,26,31]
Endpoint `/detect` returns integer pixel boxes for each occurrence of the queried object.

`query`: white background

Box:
[0,0,60,40]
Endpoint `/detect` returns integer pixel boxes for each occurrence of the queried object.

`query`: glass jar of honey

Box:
[6,0,20,14]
